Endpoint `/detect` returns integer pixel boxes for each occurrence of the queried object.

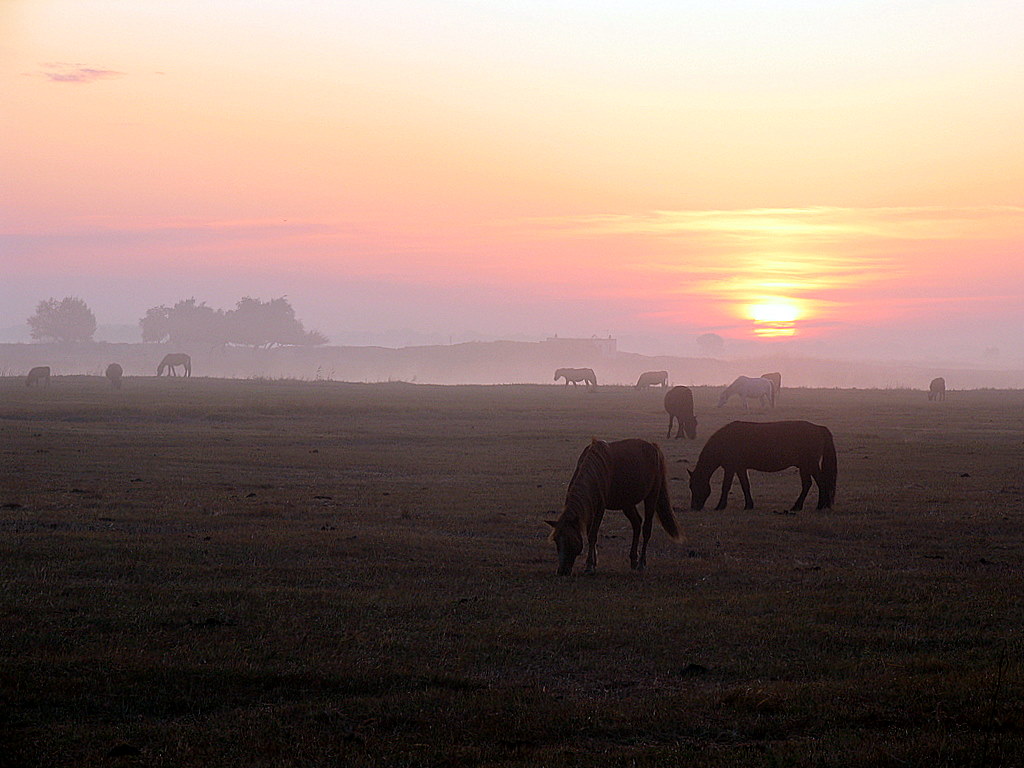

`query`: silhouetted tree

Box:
[139,299,227,345]
[139,296,327,347]
[696,332,725,356]
[27,297,97,343]
[226,297,328,348]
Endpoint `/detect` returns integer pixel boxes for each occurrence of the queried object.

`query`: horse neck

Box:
[563,452,609,526]
[692,449,720,480]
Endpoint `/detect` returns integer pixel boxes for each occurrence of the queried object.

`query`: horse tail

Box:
[654,444,683,541]
[819,427,837,508]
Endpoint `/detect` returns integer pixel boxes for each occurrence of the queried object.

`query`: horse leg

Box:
[737,469,755,509]
[623,505,642,570]
[715,469,734,510]
[584,508,605,573]
[667,414,675,439]
[637,498,657,572]
[792,468,813,511]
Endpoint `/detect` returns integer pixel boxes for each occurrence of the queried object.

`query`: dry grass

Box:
[2,376,1023,767]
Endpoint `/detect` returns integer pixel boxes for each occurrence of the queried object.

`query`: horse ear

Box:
[545,520,558,529]
[686,469,693,478]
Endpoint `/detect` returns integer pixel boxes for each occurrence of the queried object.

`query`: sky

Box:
[2,0,1023,362]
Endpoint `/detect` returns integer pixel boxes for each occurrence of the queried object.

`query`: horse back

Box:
[705,421,830,471]
[602,438,665,508]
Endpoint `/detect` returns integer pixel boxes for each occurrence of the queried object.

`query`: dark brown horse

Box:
[157,353,191,377]
[635,370,668,389]
[105,363,123,390]
[689,420,836,512]
[554,367,597,388]
[928,377,945,401]
[760,372,781,403]
[546,438,681,575]
[664,386,697,439]
[26,366,50,388]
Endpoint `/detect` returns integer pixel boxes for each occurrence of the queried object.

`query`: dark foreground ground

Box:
[1,377,1023,767]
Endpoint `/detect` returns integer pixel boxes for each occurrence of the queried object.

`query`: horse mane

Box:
[553,438,612,538]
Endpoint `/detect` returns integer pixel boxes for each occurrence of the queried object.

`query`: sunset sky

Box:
[3,1,1022,361]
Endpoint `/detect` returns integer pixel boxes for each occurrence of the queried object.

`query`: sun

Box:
[749,300,801,323]
[745,299,803,337]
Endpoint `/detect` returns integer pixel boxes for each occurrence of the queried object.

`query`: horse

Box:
[689,420,837,512]
[105,363,123,390]
[157,353,192,377]
[760,372,782,403]
[928,377,946,401]
[545,438,681,575]
[664,386,697,439]
[554,367,597,388]
[717,375,774,410]
[26,366,50,388]
[635,370,668,389]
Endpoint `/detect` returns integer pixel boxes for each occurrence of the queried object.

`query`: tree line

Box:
[25,296,328,347]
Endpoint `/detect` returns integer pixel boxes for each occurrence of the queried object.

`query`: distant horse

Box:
[664,386,697,439]
[546,438,681,575]
[26,366,50,388]
[157,353,192,377]
[760,372,782,403]
[635,370,668,389]
[689,420,837,512]
[928,377,946,401]
[717,375,774,410]
[105,363,124,390]
[554,367,597,388]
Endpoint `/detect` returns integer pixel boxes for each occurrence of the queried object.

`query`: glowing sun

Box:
[746,299,802,337]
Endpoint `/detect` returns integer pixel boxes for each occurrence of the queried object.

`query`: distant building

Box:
[543,335,617,356]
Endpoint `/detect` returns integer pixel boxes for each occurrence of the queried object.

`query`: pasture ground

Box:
[1,377,1023,767]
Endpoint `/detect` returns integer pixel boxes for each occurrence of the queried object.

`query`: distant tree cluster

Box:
[27,297,97,343]
[140,296,328,348]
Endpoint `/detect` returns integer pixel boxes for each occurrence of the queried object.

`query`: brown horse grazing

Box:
[635,370,668,389]
[546,438,681,575]
[760,372,781,403]
[689,420,837,512]
[928,377,946,401]
[664,386,697,439]
[105,363,124,390]
[554,367,597,388]
[157,353,191,377]
[26,366,50,388]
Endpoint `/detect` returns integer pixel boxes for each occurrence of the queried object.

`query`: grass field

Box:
[2,377,1023,767]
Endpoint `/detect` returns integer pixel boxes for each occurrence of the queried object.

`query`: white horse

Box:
[717,375,774,411]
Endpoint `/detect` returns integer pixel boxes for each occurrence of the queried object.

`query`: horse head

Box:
[682,416,698,440]
[716,390,730,408]
[688,469,711,510]
[545,519,583,576]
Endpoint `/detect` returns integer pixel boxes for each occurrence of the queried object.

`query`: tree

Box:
[226,297,328,348]
[139,296,327,347]
[27,297,97,342]
[696,332,725,356]
[139,299,227,345]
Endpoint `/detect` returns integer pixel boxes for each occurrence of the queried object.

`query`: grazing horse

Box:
[760,372,782,403]
[689,420,837,512]
[546,438,681,575]
[157,353,192,377]
[554,367,597,388]
[635,370,668,389]
[928,377,946,401]
[105,363,124,390]
[717,375,774,410]
[26,366,50,388]
[664,386,697,439]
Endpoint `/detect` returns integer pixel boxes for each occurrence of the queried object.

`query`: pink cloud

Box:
[39,63,124,84]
